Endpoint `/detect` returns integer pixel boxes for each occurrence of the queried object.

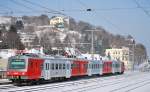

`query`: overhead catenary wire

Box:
[133,0,150,18]
[9,0,36,12]
[75,0,122,32]
[23,0,66,16]
[59,7,150,12]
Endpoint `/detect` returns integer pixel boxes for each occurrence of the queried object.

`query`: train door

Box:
[66,60,71,78]
[58,60,66,78]
[99,60,103,75]
[119,62,122,73]
[112,61,115,74]
[43,59,51,80]
[88,61,92,76]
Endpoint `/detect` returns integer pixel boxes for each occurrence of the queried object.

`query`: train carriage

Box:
[71,59,88,76]
[7,54,125,85]
[42,58,71,80]
[88,60,103,76]
[7,54,44,83]
[112,60,120,74]
[103,61,112,74]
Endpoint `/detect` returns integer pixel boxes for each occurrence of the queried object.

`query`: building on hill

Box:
[19,32,37,48]
[105,47,132,70]
[0,16,12,31]
[50,16,69,31]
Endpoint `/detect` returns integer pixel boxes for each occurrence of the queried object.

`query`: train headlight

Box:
[22,72,25,75]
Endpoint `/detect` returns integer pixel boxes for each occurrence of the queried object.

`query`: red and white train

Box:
[7,54,125,85]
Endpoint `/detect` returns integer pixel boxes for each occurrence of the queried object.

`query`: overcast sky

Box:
[0,0,150,56]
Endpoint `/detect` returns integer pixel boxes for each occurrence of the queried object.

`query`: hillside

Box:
[0,15,147,64]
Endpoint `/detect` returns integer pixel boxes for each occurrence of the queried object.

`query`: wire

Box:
[0,4,13,11]
[75,0,122,32]
[133,0,150,18]
[59,7,150,12]
[9,0,36,12]
[23,0,66,16]
[77,0,89,9]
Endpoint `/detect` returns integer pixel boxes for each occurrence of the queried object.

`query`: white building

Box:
[105,47,131,70]
[49,16,69,32]
[19,32,37,48]
[0,16,11,24]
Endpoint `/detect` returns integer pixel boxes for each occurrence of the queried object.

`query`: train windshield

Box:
[9,59,25,69]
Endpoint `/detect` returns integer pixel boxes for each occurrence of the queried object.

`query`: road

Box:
[0,71,150,92]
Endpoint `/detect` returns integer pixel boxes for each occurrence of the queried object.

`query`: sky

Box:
[0,0,150,56]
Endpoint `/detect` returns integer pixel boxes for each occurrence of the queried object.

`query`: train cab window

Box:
[63,64,65,69]
[56,64,58,70]
[9,59,25,69]
[59,64,62,69]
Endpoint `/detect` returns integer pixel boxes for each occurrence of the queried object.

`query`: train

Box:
[7,53,125,85]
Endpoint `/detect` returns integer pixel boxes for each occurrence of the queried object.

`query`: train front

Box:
[7,55,28,83]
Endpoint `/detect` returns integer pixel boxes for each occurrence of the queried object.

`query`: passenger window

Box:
[59,64,62,69]
[51,63,54,70]
[67,64,69,69]
[45,63,47,70]
[71,64,73,69]
[56,64,58,70]
[63,64,65,69]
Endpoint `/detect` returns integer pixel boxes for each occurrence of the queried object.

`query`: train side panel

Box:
[103,61,112,74]
[27,58,44,80]
[71,60,88,76]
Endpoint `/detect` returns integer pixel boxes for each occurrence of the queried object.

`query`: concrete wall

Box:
[0,59,8,78]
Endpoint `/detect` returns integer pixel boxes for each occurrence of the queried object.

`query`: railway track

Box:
[4,71,149,92]
[61,72,150,92]
[0,84,18,90]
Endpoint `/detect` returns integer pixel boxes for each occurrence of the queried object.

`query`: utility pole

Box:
[132,43,135,71]
[86,29,99,59]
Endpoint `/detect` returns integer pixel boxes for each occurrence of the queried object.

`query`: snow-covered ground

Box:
[1,71,150,92]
